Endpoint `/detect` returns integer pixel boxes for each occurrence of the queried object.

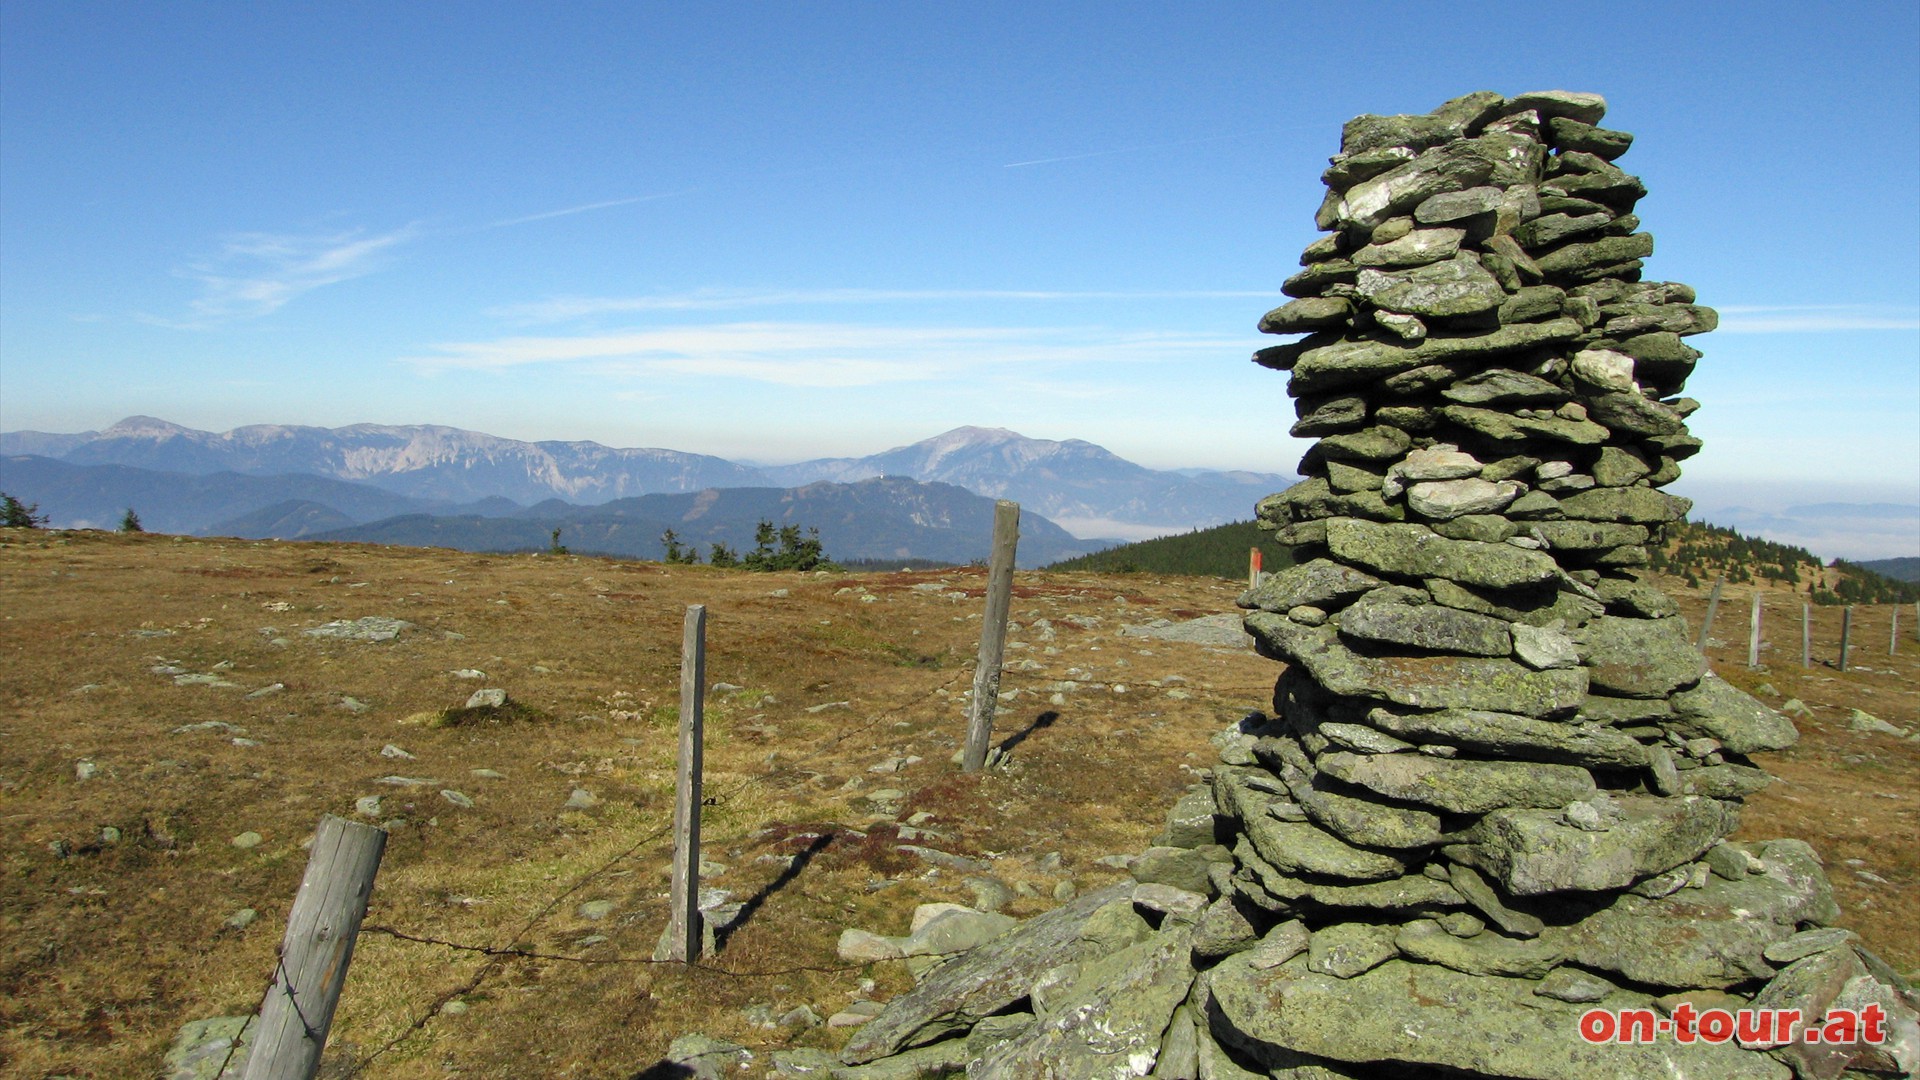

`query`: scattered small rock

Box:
[1848,709,1910,737]
[303,616,413,641]
[465,688,508,709]
[230,832,263,850]
[440,789,474,808]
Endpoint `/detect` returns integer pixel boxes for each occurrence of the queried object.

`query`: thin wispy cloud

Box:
[400,321,1243,388]
[160,225,417,327]
[486,191,690,229]
[495,287,1272,323]
[1715,304,1920,333]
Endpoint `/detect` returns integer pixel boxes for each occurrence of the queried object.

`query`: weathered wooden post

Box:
[1892,605,1901,656]
[1249,547,1263,589]
[1801,603,1812,668]
[667,604,706,963]
[1696,576,1725,653]
[242,816,386,1080]
[1838,605,1854,672]
[1747,593,1763,668]
[962,501,1020,773]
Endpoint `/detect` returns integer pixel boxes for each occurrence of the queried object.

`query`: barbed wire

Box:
[339,664,975,1076]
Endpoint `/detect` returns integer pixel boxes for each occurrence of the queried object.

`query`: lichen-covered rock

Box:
[1447,794,1736,895]
[971,924,1196,1079]
[1247,614,1589,715]
[1574,615,1703,698]
[1237,558,1383,615]
[839,884,1132,1063]
[1244,814,1410,882]
[1335,592,1513,655]
[1315,751,1596,814]
[1209,955,1790,1079]
[1362,707,1646,768]
[1393,918,1564,978]
[1257,735,1448,849]
[1666,673,1799,753]
[1325,519,1559,590]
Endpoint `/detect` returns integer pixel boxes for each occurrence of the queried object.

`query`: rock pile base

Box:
[683,92,1920,1080]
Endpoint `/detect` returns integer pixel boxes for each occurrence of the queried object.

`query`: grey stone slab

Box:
[1315,750,1595,814]
[1450,794,1736,895]
[971,924,1196,1079]
[839,884,1133,1063]
[1209,955,1789,1079]
[1248,614,1588,716]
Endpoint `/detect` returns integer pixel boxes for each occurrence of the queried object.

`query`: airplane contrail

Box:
[487,191,691,229]
[1003,131,1257,169]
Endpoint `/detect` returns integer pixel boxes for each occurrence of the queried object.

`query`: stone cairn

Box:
[676,93,1919,1080]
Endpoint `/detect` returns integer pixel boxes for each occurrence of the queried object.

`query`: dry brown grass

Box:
[0,529,1913,1079]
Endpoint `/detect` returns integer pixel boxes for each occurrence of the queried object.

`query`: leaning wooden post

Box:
[1801,603,1812,668]
[243,815,386,1080]
[1838,605,1854,672]
[962,501,1020,773]
[1696,576,1725,652]
[1249,547,1263,589]
[1747,593,1763,668]
[667,604,707,963]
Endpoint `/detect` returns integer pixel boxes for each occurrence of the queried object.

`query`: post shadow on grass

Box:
[995,710,1060,758]
[712,830,834,950]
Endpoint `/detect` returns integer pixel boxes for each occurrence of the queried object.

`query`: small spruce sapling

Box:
[1,493,48,528]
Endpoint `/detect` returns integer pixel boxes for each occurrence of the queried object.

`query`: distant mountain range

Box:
[1,417,1288,539]
[0,455,1107,567]
[312,477,1103,567]
[1859,557,1920,583]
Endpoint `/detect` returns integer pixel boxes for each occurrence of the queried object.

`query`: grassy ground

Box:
[0,530,1913,1079]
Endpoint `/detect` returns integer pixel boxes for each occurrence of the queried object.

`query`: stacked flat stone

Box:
[1208,90,1915,1080]
[787,92,1919,1080]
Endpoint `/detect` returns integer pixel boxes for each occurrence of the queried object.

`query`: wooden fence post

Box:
[1801,603,1812,669]
[1696,577,1725,653]
[667,604,706,963]
[1747,593,1763,668]
[242,815,386,1080]
[1838,605,1854,672]
[963,501,1020,773]
[1893,605,1901,656]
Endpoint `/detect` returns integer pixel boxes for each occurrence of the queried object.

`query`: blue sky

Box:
[2,2,1916,535]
